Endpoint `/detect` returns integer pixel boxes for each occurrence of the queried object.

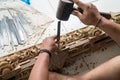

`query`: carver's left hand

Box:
[41,35,57,51]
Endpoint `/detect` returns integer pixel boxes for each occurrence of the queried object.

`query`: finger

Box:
[72,10,82,19]
[51,35,57,39]
[72,0,87,10]
[48,35,57,40]
[55,43,58,48]
[50,35,58,42]
[55,39,58,43]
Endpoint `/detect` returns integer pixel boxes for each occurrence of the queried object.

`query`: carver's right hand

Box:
[72,0,102,26]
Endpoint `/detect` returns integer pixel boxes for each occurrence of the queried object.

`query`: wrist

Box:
[41,47,52,52]
[97,17,109,28]
[95,17,102,27]
[38,49,52,57]
[92,14,102,27]
[39,52,49,57]
[37,52,50,66]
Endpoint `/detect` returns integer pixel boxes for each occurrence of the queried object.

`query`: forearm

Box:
[98,17,120,44]
[29,53,49,80]
[83,56,120,80]
[68,56,120,80]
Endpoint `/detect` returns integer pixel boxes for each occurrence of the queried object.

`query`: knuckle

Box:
[75,1,80,5]
[46,37,51,40]
[85,3,92,9]
[86,5,90,9]
[91,3,94,7]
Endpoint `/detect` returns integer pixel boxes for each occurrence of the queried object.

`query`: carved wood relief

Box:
[0,13,120,80]
[0,26,113,80]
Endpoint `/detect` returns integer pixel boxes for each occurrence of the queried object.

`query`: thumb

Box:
[72,10,82,19]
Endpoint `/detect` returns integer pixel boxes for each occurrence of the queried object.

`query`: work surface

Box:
[31,0,120,74]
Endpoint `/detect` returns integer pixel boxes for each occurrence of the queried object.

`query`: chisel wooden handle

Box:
[100,12,111,19]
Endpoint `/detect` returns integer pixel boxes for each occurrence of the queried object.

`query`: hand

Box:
[72,0,102,26]
[41,36,57,51]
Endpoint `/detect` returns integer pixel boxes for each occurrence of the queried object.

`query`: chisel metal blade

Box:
[7,18,19,46]
[17,12,33,36]
[57,21,61,49]
[1,16,10,46]
[13,16,26,45]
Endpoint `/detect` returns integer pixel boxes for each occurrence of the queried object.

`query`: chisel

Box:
[57,21,61,49]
